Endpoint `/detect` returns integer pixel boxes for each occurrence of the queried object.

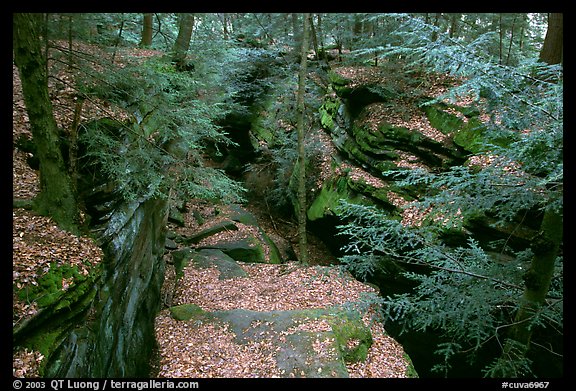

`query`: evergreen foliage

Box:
[75,36,246,204]
[337,13,562,377]
[15,12,562,378]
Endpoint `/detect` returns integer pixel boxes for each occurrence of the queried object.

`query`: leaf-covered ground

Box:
[156,250,410,378]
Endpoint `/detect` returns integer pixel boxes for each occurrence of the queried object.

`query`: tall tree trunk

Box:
[316,14,325,53]
[496,207,563,377]
[505,14,518,66]
[13,13,80,233]
[296,13,310,264]
[140,13,153,47]
[498,13,504,65]
[172,13,195,70]
[539,13,563,65]
[111,14,125,64]
[449,13,459,38]
[351,14,363,51]
[308,14,319,60]
[67,14,74,70]
[431,13,441,42]
[291,13,302,61]
[518,16,526,53]
[221,13,229,40]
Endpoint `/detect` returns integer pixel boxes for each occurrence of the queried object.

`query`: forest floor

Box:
[152,195,410,378]
[12,45,412,378]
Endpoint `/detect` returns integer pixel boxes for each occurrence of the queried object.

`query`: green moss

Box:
[14,267,101,377]
[259,228,282,264]
[251,116,275,145]
[452,115,518,154]
[452,117,489,153]
[328,70,351,88]
[53,277,97,312]
[319,95,341,130]
[307,178,351,221]
[19,327,68,377]
[403,352,419,378]
[327,314,373,363]
[26,329,61,357]
[17,262,93,309]
[424,105,465,134]
[171,248,194,278]
[375,123,425,145]
[169,304,209,321]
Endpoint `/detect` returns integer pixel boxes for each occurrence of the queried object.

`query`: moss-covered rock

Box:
[189,249,249,280]
[16,262,96,309]
[403,352,419,378]
[41,196,169,378]
[168,206,185,227]
[307,177,353,221]
[423,104,465,135]
[168,305,376,377]
[13,262,103,377]
[171,247,194,277]
[228,204,260,226]
[319,92,342,130]
[169,304,210,321]
[200,237,265,263]
[326,313,373,363]
[453,117,518,153]
[328,70,353,95]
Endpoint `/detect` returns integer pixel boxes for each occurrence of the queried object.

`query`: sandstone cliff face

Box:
[43,195,168,377]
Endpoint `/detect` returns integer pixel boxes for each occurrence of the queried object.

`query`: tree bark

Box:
[140,13,153,47]
[111,14,125,64]
[296,13,310,264]
[505,14,518,66]
[431,13,441,42]
[221,13,229,40]
[13,13,80,232]
[172,13,195,70]
[291,13,302,61]
[498,13,504,64]
[448,13,459,38]
[539,13,563,65]
[316,14,325,53]
[497,207,563,377]
[308,14,319,61]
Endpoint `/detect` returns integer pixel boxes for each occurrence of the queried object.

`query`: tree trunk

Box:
[291,13,302,61]
[13,13,80,233]
[539,13,563,65]
[496,207,563,377]
[316,14,325,53]
[140,13,153,47]
[351,14,363,51]
[221,13,229,40]
[449,13,459,38]
[498,13,504,65]
[431,13,441,42]
[296,13,310,264]
[111,14,125,64]
[172,13,195,70]
[505,14,518,66]
[308,14,319,60]
[67,14,74,70]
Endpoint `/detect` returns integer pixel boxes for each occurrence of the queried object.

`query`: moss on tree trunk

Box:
[296,13,310,264]
[496,207,562,377]
[13,13,79,233]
